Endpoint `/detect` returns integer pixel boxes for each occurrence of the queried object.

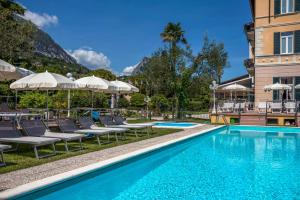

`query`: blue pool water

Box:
[153,121,198,128]
[15,126,300,200]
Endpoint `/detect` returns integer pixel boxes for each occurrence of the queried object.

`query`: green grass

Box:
[127,118,210,124]
[0,128,181,174]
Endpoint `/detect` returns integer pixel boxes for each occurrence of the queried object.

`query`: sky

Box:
[18,0,252,81]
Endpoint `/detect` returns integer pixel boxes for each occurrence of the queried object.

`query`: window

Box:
[281,0,294,14]
[281,32,294,54]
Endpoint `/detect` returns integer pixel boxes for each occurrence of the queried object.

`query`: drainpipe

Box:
[269,0,271,23]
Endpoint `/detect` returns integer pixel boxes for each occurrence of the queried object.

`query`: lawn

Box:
[127,118,211,124]
[0,128,181,174]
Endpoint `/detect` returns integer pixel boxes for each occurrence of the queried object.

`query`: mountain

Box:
[33,28,77,64]
[132,57,150,75]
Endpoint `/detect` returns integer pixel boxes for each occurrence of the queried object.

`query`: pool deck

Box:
[0,124,218,193]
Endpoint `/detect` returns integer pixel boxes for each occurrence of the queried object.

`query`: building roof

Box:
[221,74,250,85]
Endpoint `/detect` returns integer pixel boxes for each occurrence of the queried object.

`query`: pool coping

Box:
[0,126,223,199]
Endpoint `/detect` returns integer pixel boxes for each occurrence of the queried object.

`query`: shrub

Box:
[130,93,146,108]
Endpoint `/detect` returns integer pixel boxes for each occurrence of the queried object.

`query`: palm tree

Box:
[160,22,187,49]
[160,22,187,119]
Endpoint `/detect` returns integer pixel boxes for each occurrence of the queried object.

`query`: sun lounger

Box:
[78,117,128,143]
[58,118,113,145]
[271,102,282,113]
[0,144,11,166]
[0,121,59,159]
[285,102,296,113]
[100,116,150,137]
[113,115,153,127]
[20,119,85,152]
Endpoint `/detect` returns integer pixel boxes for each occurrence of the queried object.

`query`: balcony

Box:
[244,58,254,75]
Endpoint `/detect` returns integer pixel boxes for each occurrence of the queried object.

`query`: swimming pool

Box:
[5,125,300,199]
[153,121,203,129]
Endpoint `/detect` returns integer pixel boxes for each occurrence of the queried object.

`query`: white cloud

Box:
[67,48,111,70]
[23,10,58,28]
[122,63,139,76]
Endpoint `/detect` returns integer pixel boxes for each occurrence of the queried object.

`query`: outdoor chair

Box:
[57,118,113,145]
[257,102,269,113]
[285,102,296,113]
[221,102,234,113]
[271,102,282,113]
[20,119,85,152]
[0,144,11,166]
[234,102,245,113]
[100,115,149,138]
[0,120,60,159]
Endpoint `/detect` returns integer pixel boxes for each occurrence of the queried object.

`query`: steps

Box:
[240,115,266,125]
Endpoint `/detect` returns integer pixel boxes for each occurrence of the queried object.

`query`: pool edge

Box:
[0,125,223,200]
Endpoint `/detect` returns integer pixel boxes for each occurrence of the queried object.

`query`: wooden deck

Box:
[211,112,298,126]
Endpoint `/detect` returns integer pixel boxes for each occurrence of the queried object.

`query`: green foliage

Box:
[130,93,146,108]
[87,69,116,81]
[19,92,49,109]
[118,97,129,108]
[199,35,229,84]
[0,3,35,62]
[150,94,170,114]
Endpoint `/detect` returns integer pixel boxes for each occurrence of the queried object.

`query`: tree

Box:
[0,0,35,63]
[87,69,116,81]
[130,93,146,108]
[150,94,170,114]
[199,35,229,84]
[160,22,188,119]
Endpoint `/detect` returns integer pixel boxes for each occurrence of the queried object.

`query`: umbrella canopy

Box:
[75,75,116,91]
[222,83,249,91]
[110,80,139,94]
[0,59,16,72]
[294,84,300,89]
[0,59,34,81]
[264,83,291,91]
[10,71,77,90]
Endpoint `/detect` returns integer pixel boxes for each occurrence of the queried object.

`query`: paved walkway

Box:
[0,125,217,191]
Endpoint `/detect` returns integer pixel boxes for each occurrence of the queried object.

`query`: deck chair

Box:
[58,118,113,145]
[0,144,11,166]
[285,102,296,113]
[271,102,282,113]
[79,117,128,143]
[20,119,85,152]
[0,121,60,159]
[257,102,268,113]
[100,116,149,138]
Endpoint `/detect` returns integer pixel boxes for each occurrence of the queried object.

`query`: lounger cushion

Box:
[44,131,84,141]
[108,125,146,129]
[90,126,128,133]
[73,129,111,135]
[0,137,60,145]
[0,144,11,151]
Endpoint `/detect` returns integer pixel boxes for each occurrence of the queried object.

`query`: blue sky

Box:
[19,0,251,81]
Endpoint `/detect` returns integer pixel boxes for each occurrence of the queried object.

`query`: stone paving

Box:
[0,125,217,191]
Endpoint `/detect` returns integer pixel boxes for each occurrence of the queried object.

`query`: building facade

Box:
[245,0,300,105]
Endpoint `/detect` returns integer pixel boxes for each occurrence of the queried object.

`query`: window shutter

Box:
[274,0,281,15]
[274,32,281,55]
[294,30,300,53]
[296,0,300,12]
